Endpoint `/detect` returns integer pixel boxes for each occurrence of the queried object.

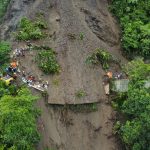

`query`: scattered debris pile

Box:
[0,42,49,92]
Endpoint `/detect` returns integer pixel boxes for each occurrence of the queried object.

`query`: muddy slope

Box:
[0,0,124,149]
[1,0,126,104]
[37,97,121,150]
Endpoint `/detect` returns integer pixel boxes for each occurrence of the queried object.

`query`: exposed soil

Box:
[0,0,126,149]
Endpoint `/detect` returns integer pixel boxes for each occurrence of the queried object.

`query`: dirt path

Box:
[0,0,125,149]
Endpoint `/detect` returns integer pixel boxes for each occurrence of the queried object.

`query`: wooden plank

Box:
[30,85,45,92]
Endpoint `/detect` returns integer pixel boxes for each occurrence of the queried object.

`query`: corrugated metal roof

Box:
[113,79,129,92]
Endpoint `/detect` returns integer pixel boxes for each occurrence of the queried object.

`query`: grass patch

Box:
[16,17,47,40]
[86,48,112,70]
[75,89,86,98]
[52,79,59,86]
[35,46,60,74]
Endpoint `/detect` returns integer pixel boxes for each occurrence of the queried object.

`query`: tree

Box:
[124,58,150,82]
[114,59,150,150]
[0,41,11,65]
[0,88,40,150]
[111,0,150,57]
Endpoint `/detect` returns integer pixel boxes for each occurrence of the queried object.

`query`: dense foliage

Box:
[0,81,17,98]
[111,0,150,58]
[0,83,40,150]
[16,17,47,40]
[0,41,11,65]
[86,48,112,70]
[124,59,150,82]
[113,59,150,150]
[0,0,10,22]
[35,47,60,74]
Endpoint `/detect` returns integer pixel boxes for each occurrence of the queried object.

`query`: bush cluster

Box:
[16,17,47,40]
[111,0,150,58]
[36,47,60,74]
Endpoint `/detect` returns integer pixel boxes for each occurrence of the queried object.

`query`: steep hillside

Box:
[0,0,127,104]
[0,0,126,149]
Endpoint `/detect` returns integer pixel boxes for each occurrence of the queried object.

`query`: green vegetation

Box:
[79,32,84,40]
[52,103,98,113]
[0,83,40,150]
[35,47,60,74]
[16,17,47,40]
[0,0,10,22]
[75,89,86,98]
[113,59,150,150]
[52,79,59,86]
[0,41,40,149]
[86,48,112,70]
[111,2,150,148]
[69,103,97,112]
[111,0,150,58]
[0,81,17,98]
[124,58,150,82]
[0,41,11,65]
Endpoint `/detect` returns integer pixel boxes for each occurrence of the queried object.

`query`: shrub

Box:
[124,58,150,82]
[34,19,48,29]
[79,32,84,40]
[36,48,60,74]
[16,17,47,40]
[0,41,11,65]
[86,48,112,70]
[75,89,86,98]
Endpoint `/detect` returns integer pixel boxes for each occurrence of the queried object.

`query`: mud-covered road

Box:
[0,0,125,149]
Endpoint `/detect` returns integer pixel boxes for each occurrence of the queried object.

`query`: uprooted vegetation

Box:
[111,0,150,58]
[16,17,47,40]
[86,48,113,70]
[34,46,60,74]
[112,59,150,150]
